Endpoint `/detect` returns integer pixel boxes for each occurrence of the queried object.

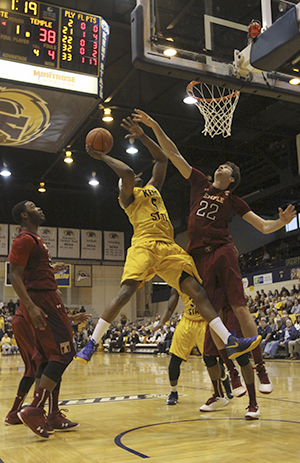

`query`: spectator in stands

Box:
[7,299,16,315]
[156,329,167,356]
[281,309,291,325]
[263,318,286,359]
[291,298,300,315]
[267,310,277,331]
[258,318,272,353]
[10,334,19,354]
[0,333,12,355]
[109,330,125,353]
[280,286,290,297]
[128,329,140,352]
[164,326,174,352]
[279,318,299,357]
[288,314,300,359]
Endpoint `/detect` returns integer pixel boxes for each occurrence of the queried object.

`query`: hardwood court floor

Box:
[0,352,300,463]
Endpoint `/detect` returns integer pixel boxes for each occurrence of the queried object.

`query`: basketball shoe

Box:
[229,368,247,397]
[199,395,229,412]
[255,362,273,393]
[74,339,99,364]
[245,403,260,420]
[226,334,262,360]
[17,407,49,439]
[47,409,79,430]
[4,410,22,425]
[166,391,178,405]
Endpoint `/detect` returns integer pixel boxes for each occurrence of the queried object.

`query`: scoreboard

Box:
[0,0,110,95]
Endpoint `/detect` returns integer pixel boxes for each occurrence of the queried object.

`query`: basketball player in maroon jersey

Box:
[132,109,296,401]
[8,200,79,438]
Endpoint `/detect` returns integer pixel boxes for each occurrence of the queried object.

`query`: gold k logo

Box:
[0,87,50,146]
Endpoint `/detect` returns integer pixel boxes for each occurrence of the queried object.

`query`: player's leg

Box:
[5,315,37,425]
[47,379,79,430]
[18,293,76,439]
[166,317,195,405]
[236,354,260,420]
[200,355,229,412]
[179,274,261,359]
[75,279,140,364]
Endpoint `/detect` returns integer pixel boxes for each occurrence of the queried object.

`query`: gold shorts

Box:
[169,316,207,361]
[121,240,202,291]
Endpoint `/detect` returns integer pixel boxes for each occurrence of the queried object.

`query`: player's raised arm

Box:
[86,144,135,207]
[242,204,296,234]
[132,109,192,180]
[121,116,167,191]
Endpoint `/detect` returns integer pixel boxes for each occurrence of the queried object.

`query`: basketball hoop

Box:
[186,81,240,138]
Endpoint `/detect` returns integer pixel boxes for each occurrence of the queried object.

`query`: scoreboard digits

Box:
[0,0,106,76]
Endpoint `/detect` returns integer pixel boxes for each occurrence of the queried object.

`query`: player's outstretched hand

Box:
[71,313,92,323]
[86,143,105,159]
[121,116,145,139]
[132,109,154,127]
[279,204,296,224]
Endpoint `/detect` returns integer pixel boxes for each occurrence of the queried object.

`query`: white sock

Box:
[171,385,177,393]
[209,317,230,344]
[92,318,110,344]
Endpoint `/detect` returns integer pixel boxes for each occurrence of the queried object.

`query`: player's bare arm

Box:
[132,109,192,180]
[153,288,179,334]
[121,116,167,191]
[242,204,296,234]
[69,313,92,323]
[86,143,135,208]
[9,262,48,330]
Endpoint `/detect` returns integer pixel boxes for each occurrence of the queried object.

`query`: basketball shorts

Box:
[12,313,42,377]
[20,290,75,364]
[192,243,245,312]
[204,306,243,356]
[121,240,202,291]
[169,316,207,361]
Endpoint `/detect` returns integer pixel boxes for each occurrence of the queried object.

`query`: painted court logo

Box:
[0,87,50,146]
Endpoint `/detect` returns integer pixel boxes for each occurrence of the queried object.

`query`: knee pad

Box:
[236,354,250,367]
[168,355,183,381]
[203,355,218,368]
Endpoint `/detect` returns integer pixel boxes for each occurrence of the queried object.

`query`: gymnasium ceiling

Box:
[1,0,300,243]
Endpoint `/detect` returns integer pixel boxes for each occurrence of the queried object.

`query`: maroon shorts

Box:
[19,290,75,364]
[192,243,245,312]
[12,313,42,377]
[204,306,243,356]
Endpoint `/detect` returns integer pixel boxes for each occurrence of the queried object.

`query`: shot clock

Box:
[0,0,107,76]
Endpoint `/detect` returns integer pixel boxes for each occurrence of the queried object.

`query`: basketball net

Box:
[186,81,240,138]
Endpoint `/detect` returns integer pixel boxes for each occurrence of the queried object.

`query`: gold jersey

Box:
[122,185,174,246]
[180,291,205,322]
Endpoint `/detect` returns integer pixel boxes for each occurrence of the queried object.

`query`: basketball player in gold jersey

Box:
[75,117,261,365]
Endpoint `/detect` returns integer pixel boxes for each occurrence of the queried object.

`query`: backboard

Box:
[131,0,300,103]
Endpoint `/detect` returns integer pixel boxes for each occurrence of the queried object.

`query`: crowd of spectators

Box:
[246,285,300,359]
[2,285,300,360]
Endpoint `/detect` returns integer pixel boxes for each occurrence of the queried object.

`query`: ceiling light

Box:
[289,77,300,85]
[102,107,114,122]
[0,162,11,177]
[183,96,197,104]
[89,172,99,186]
[38,182,46,193]
[126,137,138,154]
[64,150,73,163]
[163,47,177,57]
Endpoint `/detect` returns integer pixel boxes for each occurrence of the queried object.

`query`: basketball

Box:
[86,128,114,157]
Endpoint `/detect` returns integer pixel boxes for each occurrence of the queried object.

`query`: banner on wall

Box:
[103,231,124,261]
[9,224,21,246]
[54,264,71,287]
[39,227,57,258]
[0,224,8,256]
[290,267,300,280]
[253,273,273,286]
[81,230,102,260]
[58,228,80,259]
[242,277,249,289]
